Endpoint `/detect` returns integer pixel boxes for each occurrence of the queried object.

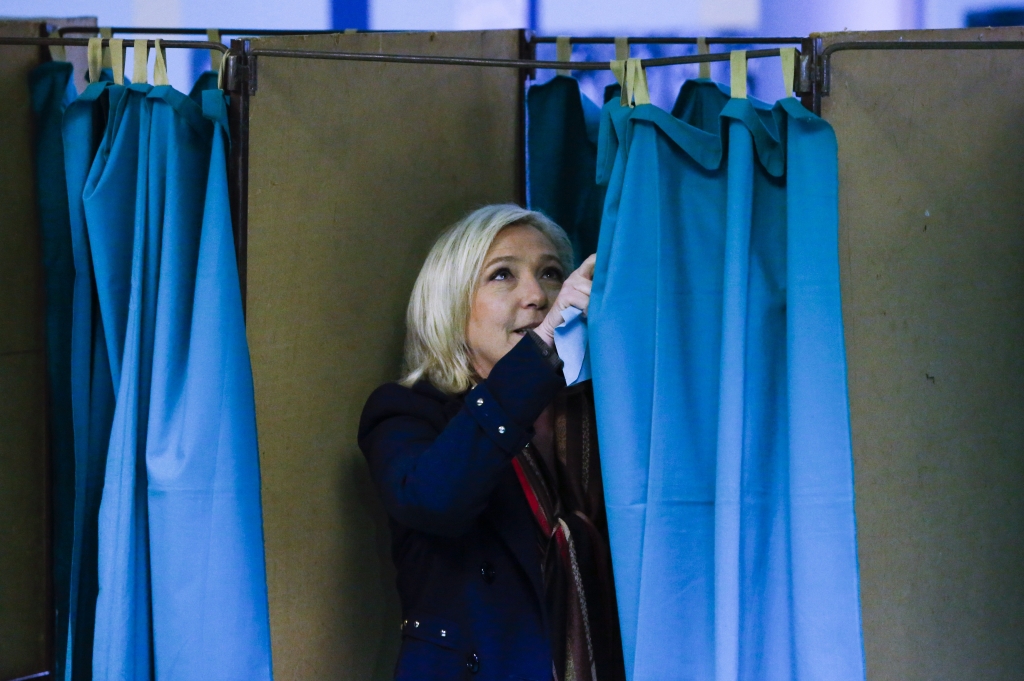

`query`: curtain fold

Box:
[84,81,274,681]
[55,68,273,680]
[63,78,122,681]
[527,75,605,265]
[30,58,78,681]
[589,80,865,681]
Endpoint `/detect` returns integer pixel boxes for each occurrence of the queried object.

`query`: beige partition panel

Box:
[0,17,95,678]
[820,27,1024,681]
[245,30,524,680]
[1,19,51,679]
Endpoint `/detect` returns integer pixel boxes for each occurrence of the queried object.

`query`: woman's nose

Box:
[519,274,549,309]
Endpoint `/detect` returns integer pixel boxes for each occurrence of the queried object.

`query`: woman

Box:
[359,205,624,681]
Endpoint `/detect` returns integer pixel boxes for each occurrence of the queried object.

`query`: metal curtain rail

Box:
[244,46,790,70]
[531,36,804,45]
[58,26,341,37]
[0,36,228,52]
[819,40,1024,94]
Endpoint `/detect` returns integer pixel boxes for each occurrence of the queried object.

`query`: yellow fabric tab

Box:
[612,58,650,108]
[48,30,66,62]
[133,39,149,84]
[614,37,629,61]
[110,38,125,84]
[154,39,169,86]
[610,59,627,105]
[100,27,113,69]
[629,58,650,106]
[730,50,747,99]
[556,36,571,76]
[697,36,711,79]
[207,29,223,71]
[87,37,102,84]
[781,47,796,98]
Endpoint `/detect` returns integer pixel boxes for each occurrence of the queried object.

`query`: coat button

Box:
[498,426,505,434]
[476,397,484,406]
[466,652,480,674]
[480,561,495,584]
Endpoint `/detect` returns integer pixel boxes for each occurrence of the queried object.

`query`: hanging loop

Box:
[154,39,170,86]
[614,36,629,61]
[100,27,113,69]
[207,28,223,71]
[629,58,650,105]
[780,47,796,97]
[611,57,650,108]
[87,37,102,83]
[697,37,711,79]
[48,29,67,62]
[556,36,571,76]
[133,38,149,84]
[110,38,125,85]
[730,50,747,99]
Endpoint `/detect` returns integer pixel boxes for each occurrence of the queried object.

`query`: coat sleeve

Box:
[358,334,565,537]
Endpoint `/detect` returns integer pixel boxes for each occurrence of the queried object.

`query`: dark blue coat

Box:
[359,335,566,681]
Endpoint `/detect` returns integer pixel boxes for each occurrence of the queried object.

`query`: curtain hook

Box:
[556,36,571,77]
[697,37,711,79]
[110,38,125,85]
[730,50,747,99]
[133,38,149,85]
[87,37,102,83]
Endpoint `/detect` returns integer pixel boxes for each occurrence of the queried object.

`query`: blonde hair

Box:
[401,204,574,394]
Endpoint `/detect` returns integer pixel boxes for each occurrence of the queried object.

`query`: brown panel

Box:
[0,19,50,680]
[245,30,524,680]
[819,27,1024,681]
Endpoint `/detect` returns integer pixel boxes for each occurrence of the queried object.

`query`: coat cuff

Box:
[463,333,566,454]
[463,383,528,454]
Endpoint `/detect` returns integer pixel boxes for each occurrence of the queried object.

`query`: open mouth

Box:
[512,323,540,337]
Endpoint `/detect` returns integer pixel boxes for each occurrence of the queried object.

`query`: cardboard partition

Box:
[820,27,1024,681]
[244,30,525,680]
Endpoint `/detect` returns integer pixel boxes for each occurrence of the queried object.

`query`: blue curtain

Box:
[63,78,124,681]
[527,75,605,266]
[57,69,273,679]
[30,58,78,680]
[589,80,865,681]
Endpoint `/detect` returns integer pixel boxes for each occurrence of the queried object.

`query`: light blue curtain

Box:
[59,69,272,679]
[30,58,78,680]
[589,79,865,681]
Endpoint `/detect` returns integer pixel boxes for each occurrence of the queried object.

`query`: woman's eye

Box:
[490,267,512,281]
[542,267,564,281]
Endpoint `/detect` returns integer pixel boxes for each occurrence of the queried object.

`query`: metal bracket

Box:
[224,42,257,96]
[796,52,815,95]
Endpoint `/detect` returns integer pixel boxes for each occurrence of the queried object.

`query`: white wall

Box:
[370,0,529,30]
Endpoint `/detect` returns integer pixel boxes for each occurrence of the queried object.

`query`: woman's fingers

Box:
[559,288,590,314]
[577,253,597,280]
[572,278,592,296]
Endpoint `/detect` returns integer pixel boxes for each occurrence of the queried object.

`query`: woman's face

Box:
[466,224,565,379]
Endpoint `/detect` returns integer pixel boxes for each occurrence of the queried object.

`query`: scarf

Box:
[512,383,625,681]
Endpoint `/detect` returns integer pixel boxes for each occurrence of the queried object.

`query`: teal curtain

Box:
[63,78,124,681]
[589,80,865,681]
[52,64,272,679]
[527,75,604,265]
[29,59,78,680]
[83,80,274,679]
